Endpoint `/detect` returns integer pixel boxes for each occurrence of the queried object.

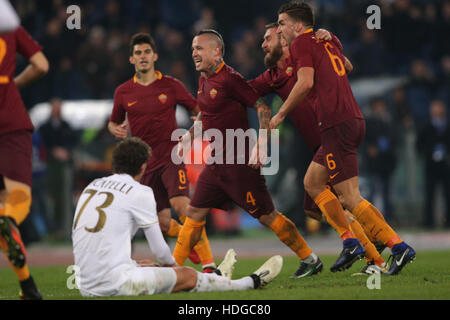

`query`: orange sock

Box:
[349,215,384,266]
[269,213,312,260]
[5,187,32,225]
[194,227,214,266]
[353,200,402,249]
[172,216,214,267]
[314,189,354,241]
[166,219,182,238]
[172,217,205,266]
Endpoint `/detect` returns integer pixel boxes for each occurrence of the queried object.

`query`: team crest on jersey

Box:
[209,88,218,99]
[158,94,168,104]
[286,66,294,76]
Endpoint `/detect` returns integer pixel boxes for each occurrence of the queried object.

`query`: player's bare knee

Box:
[170,196,189,217]
[173,267,198,292]
[186,205,208,222]
[305,209,323,221]
[258,210,279,227]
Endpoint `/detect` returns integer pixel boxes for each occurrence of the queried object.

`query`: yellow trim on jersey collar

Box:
[133,71,163,83]
[304,28,313,34]
[215,61,225,74]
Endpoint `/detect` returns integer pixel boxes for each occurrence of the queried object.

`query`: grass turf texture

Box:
[0,250,449,300]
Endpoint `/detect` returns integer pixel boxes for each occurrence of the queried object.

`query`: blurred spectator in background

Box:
[405,59,437,126]
[416,100,450,229]
[39,98,79,239]
[363,98,398,224]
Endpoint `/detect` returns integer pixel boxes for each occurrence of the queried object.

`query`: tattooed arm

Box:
[249,98,271,168]
[254,98,272,132]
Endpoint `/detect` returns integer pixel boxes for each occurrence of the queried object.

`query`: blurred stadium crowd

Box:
[10,0,450,242]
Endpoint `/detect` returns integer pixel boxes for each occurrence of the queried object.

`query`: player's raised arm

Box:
[270,67,314,129]
[14,51,49,89]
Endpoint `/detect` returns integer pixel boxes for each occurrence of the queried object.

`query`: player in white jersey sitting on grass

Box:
[71,137,283,297]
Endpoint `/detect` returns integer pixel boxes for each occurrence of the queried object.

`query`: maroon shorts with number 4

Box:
[312,118,365,186]
[190,164,275,219]
[0,130,32,187]
[141,162,190,212]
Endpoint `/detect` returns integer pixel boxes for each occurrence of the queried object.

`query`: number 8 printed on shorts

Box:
[178,169,186,185]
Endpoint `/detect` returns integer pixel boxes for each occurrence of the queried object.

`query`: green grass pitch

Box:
[1,250,449,300]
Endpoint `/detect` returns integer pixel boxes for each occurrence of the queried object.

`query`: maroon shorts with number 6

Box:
[141,162,190,212]
[190,164,275,219]
[312,118,365,186]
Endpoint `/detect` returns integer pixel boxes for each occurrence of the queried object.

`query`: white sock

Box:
[302,252,318,264]
[190,272,254,292]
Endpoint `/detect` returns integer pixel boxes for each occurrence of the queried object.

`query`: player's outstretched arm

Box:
[270,67,314,129]
[143,224,176,267]
[14,51,49,88]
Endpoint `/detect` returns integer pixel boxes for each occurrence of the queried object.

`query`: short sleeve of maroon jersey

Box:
[225,71,259,107]
[15,26,42,59]
[171,77,197,111]
[110,87,126,124]
[290,36,314,70]
[248,72,273,97]
[330,32,343,52]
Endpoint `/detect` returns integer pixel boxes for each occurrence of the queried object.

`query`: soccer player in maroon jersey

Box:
[108,33,216,272]
[273,1,415,275]
[173,29,321,278]
[0,25,49,299]
[250,23,388,275]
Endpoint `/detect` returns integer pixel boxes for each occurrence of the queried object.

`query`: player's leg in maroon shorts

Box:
[219,165,322,277]
[303,126,366,271]
[328,119,415,275]
[161,162,215,269]
[0,130,42,299]
[173,165,226,267]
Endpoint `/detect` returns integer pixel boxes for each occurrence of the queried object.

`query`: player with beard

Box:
[249,23,387,275]
[173,29,322,278]
[273,1,416,275]
[109,33,216,272]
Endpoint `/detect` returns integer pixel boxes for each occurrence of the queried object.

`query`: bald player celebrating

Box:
[173,29,322,278]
